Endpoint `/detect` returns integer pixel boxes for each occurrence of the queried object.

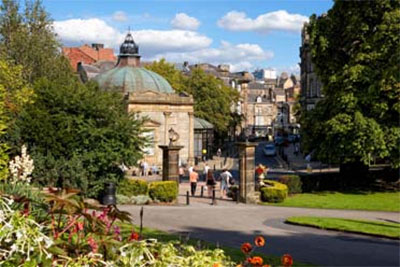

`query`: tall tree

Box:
[185,67,239,133]
[302,0,400,170]
[0,0,73,83]
[145,59,187,92]
[15,79,146,197]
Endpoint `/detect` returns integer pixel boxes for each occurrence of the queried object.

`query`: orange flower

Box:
[213,263,222,267]
[254,236,265,247]
[240,242,252,254]
[282,254,293,267]
[247,256,263,266]
[129,231,140,241]
[262,265,271,267]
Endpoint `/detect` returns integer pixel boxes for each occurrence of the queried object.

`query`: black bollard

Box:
[200,186,204,197]
[212,188,217,205]
[236,189,239,204]
[186,191,190,205]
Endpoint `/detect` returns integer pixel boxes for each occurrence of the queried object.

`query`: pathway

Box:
[120,192,400,266]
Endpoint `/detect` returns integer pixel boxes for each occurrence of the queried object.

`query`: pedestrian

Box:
[188,165,193,174]
[152,164,158,175]
[206,169,216,198]
[139,161,144,177]
[294,144,299,156]
[219,168,232,199]
[189,168,199,196]
[142,161,149,177]
[179,165,185,183]
[203,163,210,182]
[217,148,222,158]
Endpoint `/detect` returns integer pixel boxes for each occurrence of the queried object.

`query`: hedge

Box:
[148,181,178,202]
[278,175,302,194]
[117,178,148,197]
[260,180,288,203]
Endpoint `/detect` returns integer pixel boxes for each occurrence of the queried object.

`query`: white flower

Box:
[46,253,52,259]
[10,244,17,252]
[16,231,22,239]
[44,238,53,248]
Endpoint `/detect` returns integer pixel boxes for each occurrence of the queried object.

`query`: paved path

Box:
[120,198,400,266]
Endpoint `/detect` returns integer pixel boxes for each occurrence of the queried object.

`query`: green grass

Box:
[118,222,313,266]
[262,191,400,212]
[286,216,400,239]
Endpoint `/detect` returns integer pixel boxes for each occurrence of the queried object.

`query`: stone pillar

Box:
[236,142,258,204]
[188,112,195,166]
[163,112,171,145]
[159,145,183,184]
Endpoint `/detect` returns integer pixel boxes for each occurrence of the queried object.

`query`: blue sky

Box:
[44,0,333,73]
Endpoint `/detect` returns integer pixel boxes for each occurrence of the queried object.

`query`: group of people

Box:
[138,161,158,177]
[187,165,233,199]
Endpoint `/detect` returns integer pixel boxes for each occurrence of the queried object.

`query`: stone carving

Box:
[168,127,180,146]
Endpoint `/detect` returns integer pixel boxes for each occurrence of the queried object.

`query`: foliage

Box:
[116,194,131,205]
[117,239,234,266]
[148,181,178,202]
[117,194,152,205]
[264,191,400,212]
[13,79,146,198]
[144,58,187,93]
[286,216,400,239]
[8,144,34,184]
[0,0,74,83]
[117,178,148,197]
[0,196,53,265]
[301,0,400,168]
[278,175,302,194]
[260,180,288,203]
[185,67,239,133]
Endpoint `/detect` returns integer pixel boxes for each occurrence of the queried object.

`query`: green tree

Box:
[15,79,146,197]
[145,58,187,92]
[185,67,239,133]
[0,0,73,83]
[302,0,400,170]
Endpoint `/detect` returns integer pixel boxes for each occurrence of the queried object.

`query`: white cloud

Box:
[54,18,274,72]
[112,11,128,22]
[54,18,211,56]
[148,41,273,72]
[171,13,200,30]
[218,10,308,33]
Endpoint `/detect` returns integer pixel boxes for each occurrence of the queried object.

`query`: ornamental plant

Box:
[8,144,34,184]
[238,235,294,267]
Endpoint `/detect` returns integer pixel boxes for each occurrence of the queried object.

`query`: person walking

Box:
[219,169,232,199]
[206,170,216,198]
[203,163,210,182]
[179,165,185,183]
[189,168,199,196]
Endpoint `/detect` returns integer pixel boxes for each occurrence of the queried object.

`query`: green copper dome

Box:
[94,66,174,94]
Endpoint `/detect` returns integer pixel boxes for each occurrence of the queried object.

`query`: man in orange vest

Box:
[189,168,199,196]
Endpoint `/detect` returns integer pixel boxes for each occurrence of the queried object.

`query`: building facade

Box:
[67,34,195,167]
[299,22,324,111]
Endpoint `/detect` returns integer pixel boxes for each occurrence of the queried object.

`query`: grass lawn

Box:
[118,222,313,266]
[286,216,400,239]
[263,191,400,212]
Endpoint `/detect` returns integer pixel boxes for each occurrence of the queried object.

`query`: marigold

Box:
[240,242,252,254]
[254,236,265,247]
[129,231,140,241]
[282,254,293,267]
[247,256,263,266]
[213,263,222,267]
[262,265,271,267]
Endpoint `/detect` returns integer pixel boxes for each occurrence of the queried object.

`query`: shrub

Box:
[118,178,148,197]
[131,194,152,205]
[148,181,178,202]
[278,175,302,194]
[117,194,132,204]
[260,180,288,203]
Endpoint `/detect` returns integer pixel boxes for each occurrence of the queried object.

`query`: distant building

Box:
[299,22,324,111]
[253,68,277,81]
[62,44,116,72]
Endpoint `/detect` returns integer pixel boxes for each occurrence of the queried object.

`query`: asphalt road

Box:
[121,204,400,267]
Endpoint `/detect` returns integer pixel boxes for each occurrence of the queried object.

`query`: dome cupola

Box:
[119,33,139,55]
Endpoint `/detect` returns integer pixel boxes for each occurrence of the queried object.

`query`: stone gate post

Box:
[236,142,258,203]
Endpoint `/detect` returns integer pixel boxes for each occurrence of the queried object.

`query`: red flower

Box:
[129,231,140,241]
[282,254,293,267]
[87,236,98,253]
[240,242,252,254]
[247,256,263,266]
[76,222,84,231]
[22,202,30,217]
[254,236,265,247]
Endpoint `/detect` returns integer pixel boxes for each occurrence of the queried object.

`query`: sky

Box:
[43,0,333,73]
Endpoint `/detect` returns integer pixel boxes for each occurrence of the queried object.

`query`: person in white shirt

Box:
[203,163,210,182]
[219,169,233,198]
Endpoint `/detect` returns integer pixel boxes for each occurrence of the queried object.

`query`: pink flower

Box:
[87,236,98,253]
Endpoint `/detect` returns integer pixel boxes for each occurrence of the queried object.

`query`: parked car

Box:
[263,143,277,156]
